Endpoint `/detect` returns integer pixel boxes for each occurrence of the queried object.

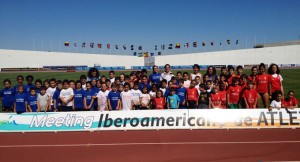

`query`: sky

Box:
[0,0,300,55]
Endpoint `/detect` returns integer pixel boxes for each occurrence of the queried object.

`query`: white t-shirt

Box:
[149,91,156,98]
[110,78,115,84]
[191,73,202,80]
[121,91,133,111]
[141,93,151,107]
[183,80,191,89]
[160,88,166,96]
[271,74,283,82]
[131,89,142,105]
[160,71,174,82]
[82,84,87,91]
[96,90,109,111]
[37,94,48,111]
[270,100,282,109]
[59,88,74,106]
[46,87,56,105]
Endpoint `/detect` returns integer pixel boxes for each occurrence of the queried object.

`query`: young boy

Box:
[183,72,191,88]
[73,80,84,111]
[227,77,242,109]
[46,78,57,111]
[27,87,38,112]
[24,75,35,95]
[186,80,199,109]
[198,84,210,109]
[109,70,115,83]
[176,79,187,109]
[80,75,87,90]
[52,80,63,111]
[227,66,236,85]
[59,80,74,112]
[37,86,48,112]
[108,83,121,111]
[167,88,180,109]
[269,90,283,111]
[14,75,24,92]
[1,79,15,112]
[131,82,142,110]
[242,81,258,109]
[139,75,151,92]
[218,83,227,109]
[120,83,133,111]
[160,79,167,96]
[97,83,110,111]
[14,85,27,114]
[35,79,42,94]
[209,86,221,109]
[84,82,95,111]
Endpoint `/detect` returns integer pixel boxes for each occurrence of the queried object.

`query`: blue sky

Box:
[0,0,299,55]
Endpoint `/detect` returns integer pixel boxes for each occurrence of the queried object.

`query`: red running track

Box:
[0,129,300,162]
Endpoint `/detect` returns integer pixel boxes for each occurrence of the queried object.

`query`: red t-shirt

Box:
[242,89,258,108]
[269,74,282,93]
[282,97,299,107]
[255,73,270,94]
[227,85,242,104]
[227,74,237,85]
[154,97,165,109]
[186,87,199,101]
[219,91,227,109]
[210,92,221,108]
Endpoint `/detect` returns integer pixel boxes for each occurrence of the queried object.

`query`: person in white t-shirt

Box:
[131,82,142,110]
[160,64,174,83]
[269,90,283,111]
[140,87,151,109]
[190,64,203,82]
[59,80,74,111]
[183,72,191,88]
[97,83,110,111]
[46,78,57,111]
[121,83,133,111]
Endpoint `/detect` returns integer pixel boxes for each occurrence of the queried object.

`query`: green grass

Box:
[1,69,300,109]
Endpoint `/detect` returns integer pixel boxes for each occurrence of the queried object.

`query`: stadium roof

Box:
[254,40,300,48]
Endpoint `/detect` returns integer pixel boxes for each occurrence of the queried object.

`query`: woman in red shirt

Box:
[268,63,284,100]
[255,63,270,108]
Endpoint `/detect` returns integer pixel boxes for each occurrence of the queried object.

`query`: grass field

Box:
[0,69,299,109]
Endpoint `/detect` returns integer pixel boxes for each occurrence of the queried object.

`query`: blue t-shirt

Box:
[92,87,100,108]
[149,72,161,85]
[74,89,84,109]
[14,93,27,112]
[176,87,187,104]
[164,88,170,97]
[84,89,95,109]
[35,88,41,94]
[24,84,35,94]
[167,94,180,109]
[27,95,37,112]
[108,91,121,110]
[0,88,15,107]
[138,83,151,92]
[52,89,61,108]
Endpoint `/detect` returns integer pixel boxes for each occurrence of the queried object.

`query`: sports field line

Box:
[1,141,300,148]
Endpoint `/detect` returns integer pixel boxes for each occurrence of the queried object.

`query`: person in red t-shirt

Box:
[248,66,258,83]
[227,65,236,85]
[268,63,284,100]
[153,90,165,109]
[218,83,227,109]
[242,81,258,109]
[209,86,221,109]
[282,91,298,109]
[227,77,242,109]
[186,80,199,109]
[255,63,270,108]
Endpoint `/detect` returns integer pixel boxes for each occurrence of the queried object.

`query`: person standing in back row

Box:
[160,64,174,83]
[255,63,270,108]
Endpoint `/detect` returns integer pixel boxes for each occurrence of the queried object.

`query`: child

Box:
[69,80,75,89]
[14,85,27,114]
[236,65,244,78]
[118,84,124,93]
[80,75,87,90]
[97,83,110,111]
[24,75,35,95]
[83,82,95,111]
[73,80,84,111]
[129,81,134,90]
[269,90,283,111]
[27,87,37,112]
[120,73,126,85]
[220,66,227,76]
[186,80,199,109]
[239,74,248,90]
[87,68,100,81]
[109,70,115,83]
[164,81,173,99]
[37,86,48,112]
[227,77,242,109]
[176,79,187,109]
[149,84,157,109]
[46,78,57,111]
[131,82,142,110]
[190,64,203,81]
[248,66,258,82]
[120,83,133,111]
[52,80,62,111]
[255,63,270,108]
[14,75,24,92]
[227,65,236,85]
[35,79,42,94]
[195,76,202,94]
[183,72,191,88]
[0,79,15,112]
[282,91,298,109]
[205,80,213,93]
[59,80,74,112]
[159,79,167,96]
[209,86,221,109]
[167,88,180,109]
[105,79,111,91]
[153,90,165,109]
[107,83,121,111]
[140,86,151,109]
[176,71,182,81]
[198,84,210,109]
[268,63,284,100]
[218,83,227,109]
[43,79,50,89]
[149,65,161,85]
[242,81,258,109]
[101,75,107,84]
[139,75,151,91]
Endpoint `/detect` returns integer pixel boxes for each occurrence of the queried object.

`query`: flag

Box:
[115,45,118,49]
[184,43,189,48]
[74,43,77,47]
[131,45,134,50]
[155,45,157,50]
[168,44,173,49]
[133,52,137,56]
[138,46,142,50]
[123,45,126,50]
[107,44,110,49]
[161,45,165,50]
[175,43,180,48]
[64,42,70,47]
[227,39,231,44]
[158,52,161,55]
[150,53,154,57]
[210,41,214,46]
[193,42,197,47]
[202,42,206,46]
[97,43,102,48]
[144,52,149,57]
[138,52,143,57]
[90,43,94,48]
[82,42,86,48]
[236,40,239,44]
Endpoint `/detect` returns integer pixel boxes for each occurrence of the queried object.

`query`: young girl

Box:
[14,75,24,92]
[186,80,199,109]
[46,78,57,111]
[37,86,48,112]
[282,91,298,109]
[84,82,95,111]
[97,83,110,111]
[149,84,157,109]
[269,90,283,111]
[190,64,203,82]
[140,86,151,109]
[107,83,121,111]
[87,68,100,81]
[105,79,111,91]
[268,63,284,100]
[59,80,74,112]
[14,85,27,114]
[242,82,258,109]
[118,84,124,93]
[255,63,270,108]
[43,79,50,89]
[153,90,165,109]
[0,79,15,112]
[73,81,84,111]
[183,72,191,89]
[27,87,37,112]
[24,75,34,95]
[120,83,133,111]
[248,66,258,83]
[209,86,221,109]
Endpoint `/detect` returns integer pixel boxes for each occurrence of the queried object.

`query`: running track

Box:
[0,129,300,162]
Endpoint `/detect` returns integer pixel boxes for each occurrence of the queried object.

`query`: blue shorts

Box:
[2,106,13,112]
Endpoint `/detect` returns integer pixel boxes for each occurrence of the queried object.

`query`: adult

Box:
[190,64,203,83]
[87,67,100,81]
[149,65,161,85]
[160,64,174,83]
[205,66,218,84]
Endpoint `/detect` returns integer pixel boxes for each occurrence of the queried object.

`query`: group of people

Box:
[0,63,298,114]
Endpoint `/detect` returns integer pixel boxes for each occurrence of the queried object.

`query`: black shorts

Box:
[75,108,84,111]
[187,101,197,109]
[2,106,13,112]
[61,106,73,112]
[16,111,26,114]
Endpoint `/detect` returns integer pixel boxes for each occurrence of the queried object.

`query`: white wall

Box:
[0,49,144,69]
[155,45,300,66]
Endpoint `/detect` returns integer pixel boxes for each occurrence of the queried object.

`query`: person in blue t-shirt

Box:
[14,75,24,92]
[35,79,42,94]
[92,80,101,110]
[84,82,95,111]
[73,80,84,111]
[149,65,161,85]
[108,83,121,111]
[27,87,37,112]
[0,79,15,112]
[14,85,27,114]
[52,81,63,112]
[24,75,35,95]
[139,75,151,92]
[167,88,180,109]
[176,79,187,109]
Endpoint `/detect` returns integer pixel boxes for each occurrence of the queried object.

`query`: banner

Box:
[0,109,300,132]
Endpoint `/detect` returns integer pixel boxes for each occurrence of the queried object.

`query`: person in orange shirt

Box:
[227,65,236,85]
[153,90,165,109]
[255,63,270,108]
[242,82,258,109]
[268,63,284,101]
[209,86,221,109]
[186,80,199,109]
[227,77,242,109]
[218,83,227,109]
[282,91,298,109]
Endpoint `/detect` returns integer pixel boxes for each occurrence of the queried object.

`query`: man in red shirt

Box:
[227,77,242,109]
[282,91,298,109]
[242,82,258,109]
[186,80,199,109]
